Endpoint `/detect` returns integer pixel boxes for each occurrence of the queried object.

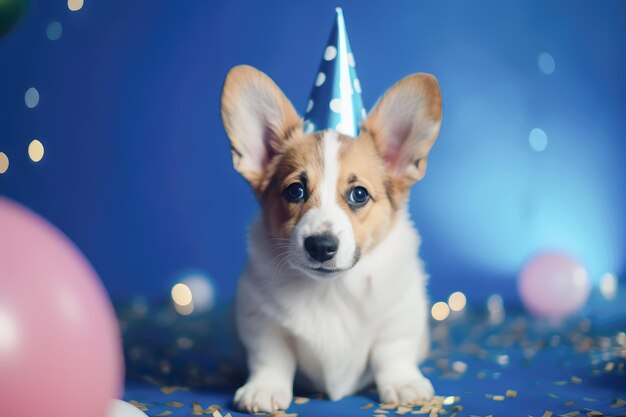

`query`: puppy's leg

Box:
[235,320,295,413]
[371,320,433,405]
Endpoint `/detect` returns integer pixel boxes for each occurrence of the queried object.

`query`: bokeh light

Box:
[431,301,450,321]
[24,87,39,108]
[487,294,504,324]
[0,152,8,174]
[529,128,548,152]
[67,0,84,12]
[537,52,555,74]
[171,283,192,306]
[599,272,617,300]
[448,291,467,312]
[28,139,44,162]
[46,21,62,40]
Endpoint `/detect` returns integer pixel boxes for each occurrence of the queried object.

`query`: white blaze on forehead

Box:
[320,130,340,208]
[291,130,356,270]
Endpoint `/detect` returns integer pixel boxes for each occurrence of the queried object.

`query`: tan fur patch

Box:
[260,131,400,255]
[335,134,398,254]
[260,131,324,239]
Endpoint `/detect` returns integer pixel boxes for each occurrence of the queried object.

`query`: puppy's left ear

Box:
[361,73,442,189]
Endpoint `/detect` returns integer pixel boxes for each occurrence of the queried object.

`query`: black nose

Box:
[304,234,339,262]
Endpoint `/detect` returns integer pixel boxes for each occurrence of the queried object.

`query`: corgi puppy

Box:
[221,65,442,413]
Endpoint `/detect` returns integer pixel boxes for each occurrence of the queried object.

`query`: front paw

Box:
[379,375,434,405]
[234,381,293,413]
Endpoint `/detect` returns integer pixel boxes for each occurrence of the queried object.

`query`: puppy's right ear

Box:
[221,65,302,191]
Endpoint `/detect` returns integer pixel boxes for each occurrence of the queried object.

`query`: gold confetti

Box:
[541,412,553,417]
[376,415,388,417]
[505,389,517,398]
[611,398,626,408]
[361,403,374,409]
[375,409,390,414]
[155,412,173,417]
[212,411,223,417]
[605,362,615,372]
[128,400,149,411]
[547,393,560,399]
[582,397,598,402]
[564,401,575,407]
[166,401,184,408]
[191,402,203,415]
[493,395,505,401]
[160,386,187,394]
[570,376,582,384]
[205,405,223,414]
[381,403,399,409]
[559,412,580,417]
[294,397,309,404]
[553,380,568,386]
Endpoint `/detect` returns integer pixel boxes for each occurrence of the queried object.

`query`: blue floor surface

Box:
[120,301,626,417]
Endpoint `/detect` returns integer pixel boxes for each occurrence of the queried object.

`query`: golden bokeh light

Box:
[448,291,467,312]
[599,273,617,300]
[0,152,8,174]
[174,301,194,316]
[67,0,84,11]
[431,301,450,321]
[28,140,44,163]
[171,283,193,306]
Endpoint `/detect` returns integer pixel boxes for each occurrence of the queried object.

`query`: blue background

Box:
[1,0,625,304]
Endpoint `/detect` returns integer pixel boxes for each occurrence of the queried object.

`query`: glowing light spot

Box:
[0,152,8,174]
[599,273,617,300]
[67,0,84,11]
[174,302,194,316]
[171,283,192,306]
[28,139,44,162]
[537,52,555,74]
[178,272,215,312]
[306,99,314,113]
[47,21,62,40]
[329,98,341,113]
[315,72,326,87]
[25,87,39,108]
[0,309,19,354]
[487,294,504,324]
[448,291,467,311]
[324,45,337,61]
[431,301,450,321]
[353,78,362,94]
[529,128,548,152]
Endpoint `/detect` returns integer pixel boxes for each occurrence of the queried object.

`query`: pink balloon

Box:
[0,197,123,417]
[518,251,591,319]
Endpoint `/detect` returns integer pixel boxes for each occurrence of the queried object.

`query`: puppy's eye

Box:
[283,182,306,203]
[348,186,369,206]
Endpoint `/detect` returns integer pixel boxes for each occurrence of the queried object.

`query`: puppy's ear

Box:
[361,73,442,189]
[221,65,302,190]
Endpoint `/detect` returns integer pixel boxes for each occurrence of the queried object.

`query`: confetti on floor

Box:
[119,303,626,417]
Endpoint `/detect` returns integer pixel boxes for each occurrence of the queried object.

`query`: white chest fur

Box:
[236,210,429,401]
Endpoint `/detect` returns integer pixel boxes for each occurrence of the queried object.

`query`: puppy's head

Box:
[221,65,441,278]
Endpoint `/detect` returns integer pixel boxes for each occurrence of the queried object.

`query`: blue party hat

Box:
[303,7,366,137]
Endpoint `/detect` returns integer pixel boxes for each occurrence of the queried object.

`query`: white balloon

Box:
[107,399,149,417]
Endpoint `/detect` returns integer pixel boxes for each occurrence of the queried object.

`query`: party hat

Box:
[303,7,366,137]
